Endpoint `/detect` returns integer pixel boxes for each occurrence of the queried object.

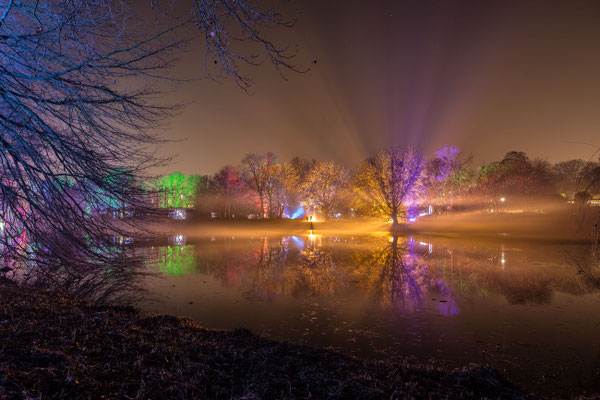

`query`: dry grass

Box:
[0,281,534,399]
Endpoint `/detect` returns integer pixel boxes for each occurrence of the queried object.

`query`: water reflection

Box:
[234,236,346,301]
[430,239,599,305]
[353,236,433,312]
[0,220,169,304]
[148,234,600,310]
[4,238,153,304]
[140,234,600,396]
[155,245,196,276]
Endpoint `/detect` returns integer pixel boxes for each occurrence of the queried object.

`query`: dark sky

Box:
[153,0,600,175]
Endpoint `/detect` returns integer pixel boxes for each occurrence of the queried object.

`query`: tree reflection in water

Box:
[11,230,598,310]
[180,235,458,314]
[352,236,459,314]
[150,234,600,314]
[244,236,288,301]
[242,236,347,301]
[434,242,600,305]
[11,237,152,305]
[294,246,344,296]
[156,245,196,277]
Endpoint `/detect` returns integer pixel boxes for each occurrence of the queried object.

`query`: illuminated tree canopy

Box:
[352,148,424,223]
[151,172,206,209]
[302,161,349,219]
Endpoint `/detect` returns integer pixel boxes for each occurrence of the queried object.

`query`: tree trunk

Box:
[259,195,265,219]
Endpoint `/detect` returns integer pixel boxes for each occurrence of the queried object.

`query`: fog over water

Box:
[136,232,600,397]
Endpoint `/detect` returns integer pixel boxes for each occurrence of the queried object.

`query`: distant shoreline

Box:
[146,210,596,244]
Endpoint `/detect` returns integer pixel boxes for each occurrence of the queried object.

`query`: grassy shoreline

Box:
[0,281,537,399]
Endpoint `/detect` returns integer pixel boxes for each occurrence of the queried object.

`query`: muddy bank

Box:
[0,282,535,399]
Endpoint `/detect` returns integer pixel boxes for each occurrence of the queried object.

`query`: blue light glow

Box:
[290,207,305,219]
[290,235,304,248]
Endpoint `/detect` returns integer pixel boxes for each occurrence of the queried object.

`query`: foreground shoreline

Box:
[0,282,539,399]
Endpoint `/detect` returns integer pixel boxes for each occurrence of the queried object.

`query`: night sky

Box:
[154,0,600,175]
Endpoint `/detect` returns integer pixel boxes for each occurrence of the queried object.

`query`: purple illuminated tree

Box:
[352,148,424,223]
[434,146,461,182]
[424,146,475,209]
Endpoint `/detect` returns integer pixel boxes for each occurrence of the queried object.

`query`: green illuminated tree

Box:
[152,173,205,208]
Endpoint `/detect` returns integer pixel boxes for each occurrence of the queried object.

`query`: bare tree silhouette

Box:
[0,0,300,300]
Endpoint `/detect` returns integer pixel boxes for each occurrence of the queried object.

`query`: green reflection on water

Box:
[157,245,196,276]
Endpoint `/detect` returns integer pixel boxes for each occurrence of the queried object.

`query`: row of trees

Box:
[154,148,600,222]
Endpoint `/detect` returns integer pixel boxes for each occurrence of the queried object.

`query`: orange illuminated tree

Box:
[352,148,424,223]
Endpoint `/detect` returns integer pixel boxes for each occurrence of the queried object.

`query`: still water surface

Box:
[136,233,600,396]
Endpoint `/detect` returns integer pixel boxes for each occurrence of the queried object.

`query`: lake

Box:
[136,232,600,397]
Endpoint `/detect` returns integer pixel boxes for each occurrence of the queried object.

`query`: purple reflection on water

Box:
[395,239,460,316]
[433,278,461,316]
